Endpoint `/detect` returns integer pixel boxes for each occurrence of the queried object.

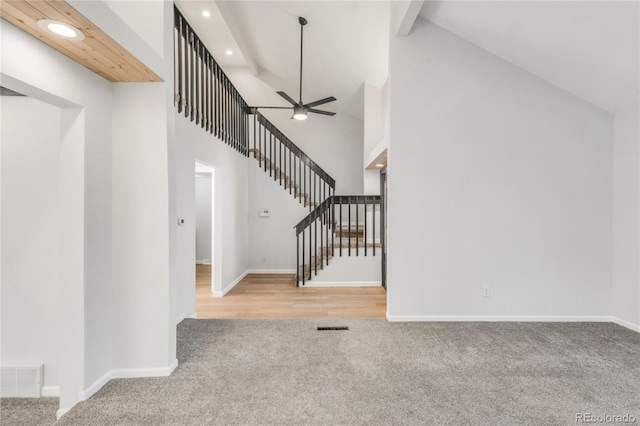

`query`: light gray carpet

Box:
[0,397,58,426]
[14,319,640,425]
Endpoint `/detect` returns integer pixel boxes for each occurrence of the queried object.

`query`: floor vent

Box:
[317,326,349,331]
[1,365,43,397]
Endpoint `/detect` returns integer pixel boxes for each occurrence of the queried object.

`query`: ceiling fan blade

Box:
[309,109,336,116]
[304,96,337,109]
[276,91,299,106]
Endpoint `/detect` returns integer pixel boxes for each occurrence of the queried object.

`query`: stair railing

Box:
[174,6,250,156]
[253,112,335,210]
[294,195,382,286]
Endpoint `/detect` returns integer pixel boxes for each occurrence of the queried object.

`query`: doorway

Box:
[195,162,215,295]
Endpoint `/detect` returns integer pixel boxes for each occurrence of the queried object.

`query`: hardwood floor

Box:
[195,265,387,318]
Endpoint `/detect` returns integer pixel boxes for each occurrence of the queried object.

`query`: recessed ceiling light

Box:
[225,49,233,56]
[202,10,211,17]
[37,19,85,41]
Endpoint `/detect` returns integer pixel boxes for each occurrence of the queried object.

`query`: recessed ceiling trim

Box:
[0,0,162,83]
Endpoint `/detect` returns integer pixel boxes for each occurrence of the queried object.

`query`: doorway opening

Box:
[195,162,216,297]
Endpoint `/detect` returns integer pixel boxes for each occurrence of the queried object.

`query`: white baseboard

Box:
[386,314,614,323]
[42,386,60,397]
[213,270,248,297]
[196,259,212,265]
[79,370,112,401]
[111,358,178,379]
[57,407,70,420]
[612,316,640,333]
[246,269,296,274]
[302,281,381,287]
[190,312,198,319]
[176,313,186,324]
[57,359,179,420]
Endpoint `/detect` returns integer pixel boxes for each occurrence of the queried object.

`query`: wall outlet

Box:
[483,286,491,297]
[259,209,270,218]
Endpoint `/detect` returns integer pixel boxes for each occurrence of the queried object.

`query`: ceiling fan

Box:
[255,17,336,120]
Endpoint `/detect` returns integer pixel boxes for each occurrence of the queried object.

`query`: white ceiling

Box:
[178,1,390,120]
[175,0,247,67]
[420,1,640,113]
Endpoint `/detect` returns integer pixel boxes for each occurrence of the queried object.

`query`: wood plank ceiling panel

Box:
[0,0,162,82]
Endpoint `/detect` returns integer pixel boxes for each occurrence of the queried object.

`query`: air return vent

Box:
[317,326,349,331]
[1,365,43,397]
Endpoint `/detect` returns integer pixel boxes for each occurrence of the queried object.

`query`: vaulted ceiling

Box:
[420,1,639,113]
[176,0,390,121]
[176,0,638,119]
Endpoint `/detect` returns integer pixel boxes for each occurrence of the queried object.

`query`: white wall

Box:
[247,160,310,271]
[175,110,249,314]
[388,19,613,319]
[1,20,113,412]
[364,83,383,194]
[105,0,165,58]
[195,173,212,263]
[1,97,62,390]
[111,83,172,370]
[612,106,640,330]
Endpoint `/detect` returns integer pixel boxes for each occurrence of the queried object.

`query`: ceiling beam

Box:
[215,0,260,76]
[394,0,425,37]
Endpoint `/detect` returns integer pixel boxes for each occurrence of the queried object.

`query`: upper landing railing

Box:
[174,6,249,155]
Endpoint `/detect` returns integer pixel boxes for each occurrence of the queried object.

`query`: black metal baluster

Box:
[303,160,306,204]
[331,198,335,258]
[279,139,282,186]
[184,25,188,117]
[326,199,329,265]
[308,226,312,281]
[302,229,305,286]
[373,200,376,256]
[263,124,267,172]
[190,31,195,122]
[356,201,359,256]
[314,219,318,275]
[348,201,352,256]
[175,14,182,113]
[319,213,323,270]
[269,129,274,177]
[204,53,209,132]
[253,112,257,160]
[308,163,312,211]
[339,198,343,257]
[196,40,201,126]
[364,199,368,256]
[296,233,300,287]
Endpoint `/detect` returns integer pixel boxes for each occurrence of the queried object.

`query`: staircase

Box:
[294,196,382,285]
[174,7,384,288]
[250,113,334,211]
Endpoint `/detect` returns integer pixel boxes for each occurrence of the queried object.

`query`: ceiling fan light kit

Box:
[254,16,337,120]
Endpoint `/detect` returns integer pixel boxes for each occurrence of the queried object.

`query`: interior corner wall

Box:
[612,106,640,329]
[1,20,113,410]
[364,83,383,195]
[175,110,249,310]
[1,97,63,391]
[387,18,613,319]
